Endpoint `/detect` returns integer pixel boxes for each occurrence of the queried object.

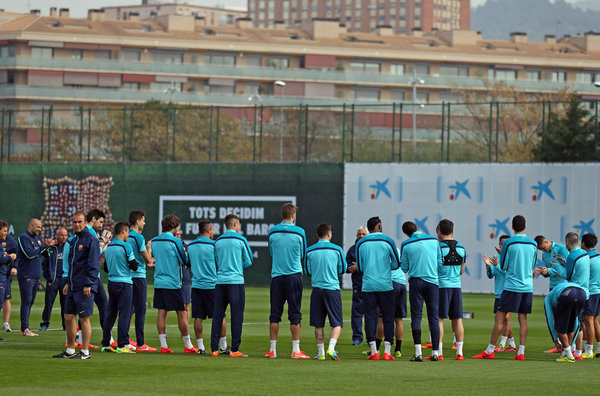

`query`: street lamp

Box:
[274,80,286,162]
[594,81,600,88]
[163,80,180,103]
[409,68,425,149]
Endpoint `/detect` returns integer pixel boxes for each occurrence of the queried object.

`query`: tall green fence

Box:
[0,163,344,286]
[1,100,593,164]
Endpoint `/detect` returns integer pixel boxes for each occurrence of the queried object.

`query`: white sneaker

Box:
[2,322,11,332]
[125,344,136,351]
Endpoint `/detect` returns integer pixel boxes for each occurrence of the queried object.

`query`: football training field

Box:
[2,286,599,395]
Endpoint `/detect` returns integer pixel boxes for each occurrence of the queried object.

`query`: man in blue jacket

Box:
[0,220,17,340]
[53,212,100,359]
[345,226,368,346]
[306,223,346,361]
[212,214,253,357]
[474,215,537,361]
[400,221,443,362]
[356,216,400,361]
[40,227,68,331]
[101,222,138,353]
[17,218,54,336]
[534,235,568,292]
[152,214,196,354]
[265,203,308,359]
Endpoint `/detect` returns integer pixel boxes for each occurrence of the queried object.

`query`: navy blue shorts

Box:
[493,297,501,314]
[392,282,407,318]
[583,294,600,316]
[4,273,12,300]
[498,290,533,314]
[554,287,586,334]
[439,288,463,319]
[64,289,95,317]
[182,282,191,305]
[153,288,185,312]
[191,288,215,319]
[309,288,343,328]
[269,273,303,325]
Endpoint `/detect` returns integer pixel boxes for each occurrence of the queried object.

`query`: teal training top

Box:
[439,240,466,289]
[127,229,147,279]
[541,242,569,291]
[356,232,400,292]
[499,233,537,293]
[151,231,189,289]
[400,231,443,286]
[391,247,406,285]
[188,236,217,290]
[588,251,600,296]
[104,239,136,284]
[305,239,346,290]
[214,229,253,285]
[544,282,583,342]
[565,246,590,299]
[268,221,306,278]
[486,254,505,298]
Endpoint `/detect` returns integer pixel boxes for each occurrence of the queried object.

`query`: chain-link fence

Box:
[0,100,594,163]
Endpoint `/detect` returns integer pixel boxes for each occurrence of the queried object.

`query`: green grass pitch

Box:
[2,285,600,395]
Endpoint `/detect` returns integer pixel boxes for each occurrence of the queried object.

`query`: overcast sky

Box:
[0,0,582,17]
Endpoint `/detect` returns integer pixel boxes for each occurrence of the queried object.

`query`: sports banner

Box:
[344,163,600,294]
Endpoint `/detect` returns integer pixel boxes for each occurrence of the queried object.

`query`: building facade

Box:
[0,9,598,111]
[247,0,470,34]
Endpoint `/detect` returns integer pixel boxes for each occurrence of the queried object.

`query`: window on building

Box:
[0,45,15,58]
[415,63,429,76]
[246,54,262,67]
[352,86,380,101]
[152,50,183,64]
[390,63,405,75]
[389,89,405,102]
[439,64,468,77]
[526,69,540,81]
[271,57,290,69]
[31,47,53,58]
[123,48,141,62]
[71,49,83,60]
[416,90,429,103]
[95,50,111,60]
[576,71,593,84]
[150,82,182,91]
[438,90,459,103]
[122,82,139,91]
[207,53,236,66]
[549,70,566,83]
[350,60,380,74]
[209,84,235,95]
[489,68,516,80]
[246,82,262,95]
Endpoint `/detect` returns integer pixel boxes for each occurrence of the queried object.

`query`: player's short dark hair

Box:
[86,208,106,223]
[128,210,146,226]
[499,235,510,243]
[281,203,297,220]
[114,222,129,236]
[161,214,181,232]
[512,215,526,233]
[438,219,453,236]
[534,235,547,248]
[402,221,418,237]
[565,232,579,246]
[198,219,212,235]
[367,216,381,232]
[0,220,7,230]
[316,223,331,238]
[225,214,239,228]
[582,233,598,249]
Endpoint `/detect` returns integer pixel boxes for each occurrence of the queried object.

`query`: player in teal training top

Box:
[436,219,466,361]
[534,235,568,291]
[211,214,252,357]
[356,216,400,360]
[266,203,309,359]
[151,214,196,354]
[305,223,346,361]
[484,235,516,352]
[474,215,537,361]
[580,233,600,358]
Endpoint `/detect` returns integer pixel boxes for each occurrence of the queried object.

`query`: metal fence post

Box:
[391,102,396,162]
[7,109,12,162]
[0,108,4,162]
[40,108,45,162]
[164,107,170,162]
[446,103,451,162]
[122,106,127,163]
[304,104,309,163]
[209,106,213,162]
[398,103,403,162]
[341,103,346,162]
[259,105,264,162]
[495,102,500,162]
[595,99,599,158]
[129,107,134,162]
[171,107,177,162]
[87,107,91,162]
[350,104,355,162]
[79,106,84,162]
[441,102,446,162]
[297,105,302,162]
[488,101,493,162]
[47,105,52,162]
[253,104,258,162]
[215,106,220,162]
